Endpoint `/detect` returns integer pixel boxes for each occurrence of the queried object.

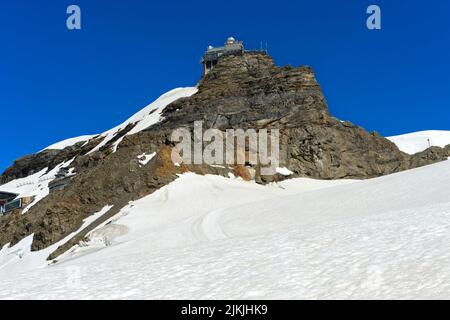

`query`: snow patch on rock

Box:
[138,152,156,166]
[276,167,294,176]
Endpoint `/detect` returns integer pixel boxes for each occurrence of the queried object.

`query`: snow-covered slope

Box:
[388,130,450,155]
[1,159,450,299]
[42,135,97,151]
[38,87,197,153]
[88,87,198,153]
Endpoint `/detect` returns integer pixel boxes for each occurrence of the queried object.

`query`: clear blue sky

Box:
[1,1,449,172]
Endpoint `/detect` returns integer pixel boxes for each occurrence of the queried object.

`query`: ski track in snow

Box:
[1,160,450,299]
[1,204,449,299]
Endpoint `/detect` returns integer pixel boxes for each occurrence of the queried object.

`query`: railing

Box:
[49,176,72,193]
[244,49,268,54]
[14,176,56,188]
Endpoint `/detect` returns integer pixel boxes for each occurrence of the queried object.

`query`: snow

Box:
[276,167,293,176]
[42,135,97,151]
[88,87,198,154]
[0,159,75,213]
[137,152,156,166]
[1,159,450,299]
[0,205,112,276]
[35,87,197,155]
[388,130,450,155]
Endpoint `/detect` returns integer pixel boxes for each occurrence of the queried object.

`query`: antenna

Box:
[265,42,268,53]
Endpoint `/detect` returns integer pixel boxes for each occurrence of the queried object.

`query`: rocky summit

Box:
[1,51,449,260]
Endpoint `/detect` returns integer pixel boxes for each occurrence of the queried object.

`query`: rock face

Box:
[1,51,449,258]
[161,52,448,180]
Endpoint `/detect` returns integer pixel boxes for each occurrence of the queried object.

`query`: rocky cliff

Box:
[1,51,449,259]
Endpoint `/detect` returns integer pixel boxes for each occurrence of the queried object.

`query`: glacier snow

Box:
[1,159,450,299]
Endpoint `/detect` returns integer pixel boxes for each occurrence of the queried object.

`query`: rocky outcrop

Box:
[161,53,326,130]
[0,51,448,258]
[0,150,61,185]
[408,146,450,168]
[159,52,447,180]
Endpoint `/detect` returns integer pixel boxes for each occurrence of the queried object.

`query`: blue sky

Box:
[1,1,449,172]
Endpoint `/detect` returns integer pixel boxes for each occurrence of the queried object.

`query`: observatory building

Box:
[201,37,244,76]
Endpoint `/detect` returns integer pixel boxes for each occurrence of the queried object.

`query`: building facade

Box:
[0,191,20,215]
[201,37,244,76]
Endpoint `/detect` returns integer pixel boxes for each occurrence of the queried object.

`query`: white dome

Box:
[226,37,236,44]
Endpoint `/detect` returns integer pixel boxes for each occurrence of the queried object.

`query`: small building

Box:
[0,191,18,206]
[49,167,72,193]
[0,191,20,215]
[201,37,244,76]
[0,192,35,215]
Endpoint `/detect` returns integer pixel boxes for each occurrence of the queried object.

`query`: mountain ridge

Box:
[1,51,450,259]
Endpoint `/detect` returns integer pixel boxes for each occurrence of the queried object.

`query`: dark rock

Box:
[0,150,61,184]
[0,137,102,184]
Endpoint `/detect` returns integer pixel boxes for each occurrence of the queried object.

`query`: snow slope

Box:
[1,159,450,299]
[388,130,450,155]
[88,87,198,153]
[0,205,112,276]
[42,135,97,151]
[37,87,197,153]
